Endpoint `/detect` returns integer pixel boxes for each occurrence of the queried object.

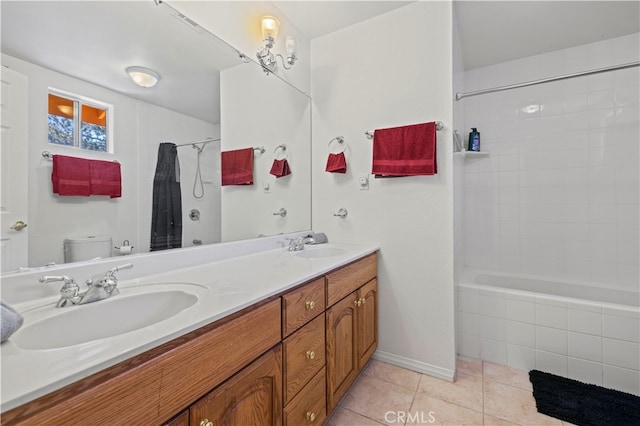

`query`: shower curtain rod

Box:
[175,138,220,147]
[455,61,640,101]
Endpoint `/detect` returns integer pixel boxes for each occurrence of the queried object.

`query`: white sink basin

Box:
[295,247,348,259]
[13,289,199,350]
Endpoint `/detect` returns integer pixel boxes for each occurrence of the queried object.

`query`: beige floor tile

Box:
[340,374,415,425]
[325,407,385,425]
[408,392,483,425]
[484,414,521,425]
[457,357,483,377]
[417,372,483,412]
[363,359,422,391]
[483,362,533,391]
[483,381,562,425]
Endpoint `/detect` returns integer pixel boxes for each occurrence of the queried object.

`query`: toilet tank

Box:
[64,236,112,263]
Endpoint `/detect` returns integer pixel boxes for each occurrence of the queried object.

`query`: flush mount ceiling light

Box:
[256,15,297,75]
[126,66,160,88]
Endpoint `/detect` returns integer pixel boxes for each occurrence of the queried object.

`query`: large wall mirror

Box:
[0,0,311,271]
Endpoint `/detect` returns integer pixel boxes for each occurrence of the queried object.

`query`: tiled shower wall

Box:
[461,33,640,290]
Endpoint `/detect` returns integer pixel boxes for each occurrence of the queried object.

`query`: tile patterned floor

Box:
[325,358,575,426]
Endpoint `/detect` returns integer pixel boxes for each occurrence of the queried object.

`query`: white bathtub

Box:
[457,269,640,396]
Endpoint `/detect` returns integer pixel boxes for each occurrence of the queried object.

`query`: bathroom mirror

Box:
[0,0,311,270]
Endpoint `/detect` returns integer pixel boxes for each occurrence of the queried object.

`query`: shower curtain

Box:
[150,143,182,251]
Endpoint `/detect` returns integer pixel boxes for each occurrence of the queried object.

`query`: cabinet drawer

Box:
[283,313,326,403]
[326,253,377,307]
[282,277,325,337]
[283,367,327,426]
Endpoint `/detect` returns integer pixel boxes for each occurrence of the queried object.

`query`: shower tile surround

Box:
[456,32,639,396]
[461,33,639,288]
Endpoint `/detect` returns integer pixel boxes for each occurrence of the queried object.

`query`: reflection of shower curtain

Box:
[150,143,182,251]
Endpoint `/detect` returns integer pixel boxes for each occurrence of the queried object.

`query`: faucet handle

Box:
[40,275,80,307]
[106,263,133,278]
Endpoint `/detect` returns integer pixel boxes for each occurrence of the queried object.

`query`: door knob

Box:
[10,220,27,231]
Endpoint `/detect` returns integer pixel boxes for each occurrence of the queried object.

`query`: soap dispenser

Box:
[468,128,480,152]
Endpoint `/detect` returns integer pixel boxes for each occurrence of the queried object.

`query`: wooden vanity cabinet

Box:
[189,345,283,426]
[325,255,378,412]
[5,252,378,426]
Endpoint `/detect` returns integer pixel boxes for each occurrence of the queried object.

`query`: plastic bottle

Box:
[468,128,480,152]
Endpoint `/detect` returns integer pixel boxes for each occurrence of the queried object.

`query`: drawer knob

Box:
[354,299,362,307]
[200,420,213,426]
[305,300,315,310]
[306,411,317,422]
[306,350,316,360]
[360,297,366,305]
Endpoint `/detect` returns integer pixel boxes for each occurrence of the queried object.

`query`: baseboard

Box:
[372,350,455,382]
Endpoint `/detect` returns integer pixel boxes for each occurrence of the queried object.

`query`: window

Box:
[48,89,113,152]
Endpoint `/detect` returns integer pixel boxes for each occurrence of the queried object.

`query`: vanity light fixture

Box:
[126,66,160,88]
[256,15,297,75]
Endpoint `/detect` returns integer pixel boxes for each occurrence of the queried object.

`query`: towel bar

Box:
[365,121,444,139]
[42,151,120,163]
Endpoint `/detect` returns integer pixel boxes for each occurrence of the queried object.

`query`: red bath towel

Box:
[52,155,91,196]
[269,159,292,178]
[221,148,254,186]
[90,159,122,198]
[371,121,437,176]
[325,152,347,173]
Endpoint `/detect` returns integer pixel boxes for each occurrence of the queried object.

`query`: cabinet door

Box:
[357,279,378,369]
[326,291,359,412]
[190,345,283,426]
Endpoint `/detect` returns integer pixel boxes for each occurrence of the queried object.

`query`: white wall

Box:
[460,33,640,290]
[171,1,310,95]
[311,2,456,378]
[220,62,311,241]
[2,54,219,266]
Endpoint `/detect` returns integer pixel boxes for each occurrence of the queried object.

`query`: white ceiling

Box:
[2,1,638,122]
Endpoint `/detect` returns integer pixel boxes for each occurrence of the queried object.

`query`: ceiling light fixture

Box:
[126,66,160,88]
[256,15,297,75]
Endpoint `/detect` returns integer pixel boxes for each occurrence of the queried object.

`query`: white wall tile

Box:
[457,333,481,359]
[507,321,535,348]
[507,299,535,323]
[507,344,536,371]
[481,338,507,365]
[536,350,568,376]
[568,308,602,335]
[536,326,568,354]
[568,357,603,386]
[536,303,568,329]
[603,338,640,370]
[603,314,640,343]
[481,316,507,341]
[568,332,602,362]
[603,365,640,396]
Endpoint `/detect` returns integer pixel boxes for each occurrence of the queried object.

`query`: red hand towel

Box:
[371,122,437,176]
[52,155,91,196]
[90,159,122,198]
[269,159,292,178]
[325,152,347,173]
[221,148,254,186]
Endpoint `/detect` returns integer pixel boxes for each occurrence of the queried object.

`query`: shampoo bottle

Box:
[468,128,480,152]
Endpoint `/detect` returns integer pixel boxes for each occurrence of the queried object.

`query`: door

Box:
[357,279,378,369]
[326,291,359,412]
[190,345,283,426]
[1,66,29,271]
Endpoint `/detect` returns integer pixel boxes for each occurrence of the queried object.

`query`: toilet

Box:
[63,236,112,263]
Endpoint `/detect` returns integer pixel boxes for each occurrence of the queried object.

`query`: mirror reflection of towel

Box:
[89,160,122,198]
[270,159,292,178]
[372,121,437,177]
[221,148,254,186]
[326,152,347,173]
[52,155,91,196]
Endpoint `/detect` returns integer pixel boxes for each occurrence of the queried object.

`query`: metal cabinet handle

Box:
[354,299,362,307]
[333,208,348,218]
[273,207,287,217]
[200,419,213,426]
[306,411,317,422]
[306,350,316,360]
[305,300,315,310]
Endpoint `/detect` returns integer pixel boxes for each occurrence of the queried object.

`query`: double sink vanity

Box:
[1,235,379,425]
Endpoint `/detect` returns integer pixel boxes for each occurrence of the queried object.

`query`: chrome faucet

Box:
[40,263,133,307]
[287,235,315,251]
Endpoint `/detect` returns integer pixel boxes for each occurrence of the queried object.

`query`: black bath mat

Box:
[529,369,640,426]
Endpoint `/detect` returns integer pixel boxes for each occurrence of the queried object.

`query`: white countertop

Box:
[0,242,378,412]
